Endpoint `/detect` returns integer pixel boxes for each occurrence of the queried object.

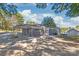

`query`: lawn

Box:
[60,35,79,42]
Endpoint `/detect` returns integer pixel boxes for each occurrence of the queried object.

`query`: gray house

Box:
[66,29,79,36]
[14,24,45,37]
[14,24,61,37]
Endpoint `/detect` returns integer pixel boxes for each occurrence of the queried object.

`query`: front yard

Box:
[60,34,79,42]
[0,32,79,56]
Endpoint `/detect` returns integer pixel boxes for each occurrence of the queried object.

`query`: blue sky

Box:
[15,3,79,28]
[17,4,54,13]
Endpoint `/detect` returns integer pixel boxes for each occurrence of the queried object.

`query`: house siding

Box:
[67,29,79,36]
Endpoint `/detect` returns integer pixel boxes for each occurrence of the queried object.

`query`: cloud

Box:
[53,16,64,27]
[53,16,70,27]
[20,9,79,28]
[21,10,31,16]
[43,13,55,17]
[20,10,43,24]
[70,17,79,26]
[53,16,79,27]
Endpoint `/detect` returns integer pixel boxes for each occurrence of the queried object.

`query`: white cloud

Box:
[21,10,31,16]
[54,16,63,24]
[53,16,79,28]
[53,16,70,27]
[70,17,79,26]
[20,10,43,24]
[43,13,55,17]
[20,9,79,28]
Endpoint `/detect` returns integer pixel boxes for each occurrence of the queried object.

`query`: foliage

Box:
[36,3,79,17]
[0,3,17,29]
[26,20,36,25]
[16,13,24,25]
[76,25,79,29]
[0,3,24,31]
[36,3,47,9]
[60,27,69,33]
[2,20,12,30]
[42,17,56,28]
[0,3,17,17]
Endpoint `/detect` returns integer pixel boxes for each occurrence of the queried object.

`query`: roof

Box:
[61,28,79,34]
[14,24,60,30]
[14,24,45,29]
[67,28,79,33]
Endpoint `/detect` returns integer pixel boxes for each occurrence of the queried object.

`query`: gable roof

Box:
[67,28,79,32]
[13,24,45,29]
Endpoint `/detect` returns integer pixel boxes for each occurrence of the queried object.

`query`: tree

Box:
[42,17,56,28]
[0,3,17,17]
[60,27,69,33]
[0,3,17,30]
[0,3,24,31]
[76,25,79,29]
[3,20,11,31]
[36,3,79,17]
[26,20,36,25]
[16,13,24,25]
[36,3,47,8]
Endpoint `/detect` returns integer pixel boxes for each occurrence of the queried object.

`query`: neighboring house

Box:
[66,29,79,36]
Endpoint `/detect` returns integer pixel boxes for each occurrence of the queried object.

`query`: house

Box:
[14,24,61,37]
[14,24,46,37]
[66,29,79,36]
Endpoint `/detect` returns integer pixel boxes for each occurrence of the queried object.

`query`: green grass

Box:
[59,34,79,42]
[62,35,79,42]
[69,36,79,40]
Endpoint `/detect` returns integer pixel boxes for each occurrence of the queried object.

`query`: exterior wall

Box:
[49,28,57,35]
[22,28,26,35]
[22,28,44,37]
[67,30,79,36]
[32,29,41,37]
[48,28,60,36]
[22,28,31,37]
[22,26,61,37]
[55,27,61,35]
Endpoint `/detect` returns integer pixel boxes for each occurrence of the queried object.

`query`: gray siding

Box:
[67,30,79,36]
[22,28,43,37]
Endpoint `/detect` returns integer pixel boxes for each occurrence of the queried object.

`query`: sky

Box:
[15,3,79,28]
